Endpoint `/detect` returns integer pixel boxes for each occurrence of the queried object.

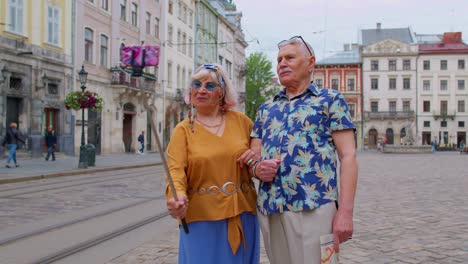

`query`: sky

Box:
[233,0,468,66]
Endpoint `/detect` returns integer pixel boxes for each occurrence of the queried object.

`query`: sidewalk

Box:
[0,152,163,184]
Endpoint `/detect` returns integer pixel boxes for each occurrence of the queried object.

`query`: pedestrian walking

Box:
[249,36,358,264]
[2,122,26,168]
[44,127,57,161]
[137,131,145,154]
[165,63,260,263]
[432,138,438,152]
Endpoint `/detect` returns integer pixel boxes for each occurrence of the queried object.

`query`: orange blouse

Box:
[165,110,257,253]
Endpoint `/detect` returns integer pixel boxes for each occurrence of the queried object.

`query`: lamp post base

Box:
[78,145,88,169]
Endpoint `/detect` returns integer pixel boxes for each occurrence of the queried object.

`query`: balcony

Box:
[433,111,455,121]
[364,111,415,120]
[110,68,156,94]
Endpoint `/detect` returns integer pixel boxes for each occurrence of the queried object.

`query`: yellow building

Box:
[0,0,74,157]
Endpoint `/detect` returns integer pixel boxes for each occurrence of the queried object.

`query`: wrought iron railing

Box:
[364,111,415,120]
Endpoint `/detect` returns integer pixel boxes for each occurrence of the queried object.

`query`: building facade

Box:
[315,44,364,149]
[76,0,162,154]
[417,32,468,148]
[360,24,418,148]
[0,0,74,157]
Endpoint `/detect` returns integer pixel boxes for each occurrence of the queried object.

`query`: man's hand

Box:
[255,159,281,182]
[166,195,188,219]
[332,208,353,253]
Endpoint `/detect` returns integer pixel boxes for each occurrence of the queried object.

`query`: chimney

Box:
[377,22,381,30]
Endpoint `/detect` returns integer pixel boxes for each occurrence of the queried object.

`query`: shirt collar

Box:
[273,82,320,101]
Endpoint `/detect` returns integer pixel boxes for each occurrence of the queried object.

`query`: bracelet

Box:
[251,160,261,179]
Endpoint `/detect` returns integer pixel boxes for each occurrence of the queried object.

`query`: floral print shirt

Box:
[251,83,355,215]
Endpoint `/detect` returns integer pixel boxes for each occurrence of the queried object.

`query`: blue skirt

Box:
[178,212,260,264]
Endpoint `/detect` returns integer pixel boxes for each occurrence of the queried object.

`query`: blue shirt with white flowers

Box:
[251,83,355,215]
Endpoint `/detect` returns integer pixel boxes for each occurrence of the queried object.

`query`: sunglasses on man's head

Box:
[277,36,313,56]
[191,80,219,91]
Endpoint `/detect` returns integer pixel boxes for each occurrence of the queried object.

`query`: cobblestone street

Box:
[109,151,468,264]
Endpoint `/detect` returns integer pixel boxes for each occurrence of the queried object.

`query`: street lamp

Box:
[78,65,88,169]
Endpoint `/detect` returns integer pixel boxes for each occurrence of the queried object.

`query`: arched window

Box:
[400,127,406,139]
[386,128,394,145]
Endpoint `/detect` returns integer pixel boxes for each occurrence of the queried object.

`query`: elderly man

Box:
[249,36,358,264]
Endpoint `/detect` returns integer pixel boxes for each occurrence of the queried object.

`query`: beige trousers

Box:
[258,202,337,264]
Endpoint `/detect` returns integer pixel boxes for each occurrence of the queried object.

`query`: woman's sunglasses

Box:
[191,80,219,91]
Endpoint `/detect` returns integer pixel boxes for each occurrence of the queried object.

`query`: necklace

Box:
[195,114,224,128]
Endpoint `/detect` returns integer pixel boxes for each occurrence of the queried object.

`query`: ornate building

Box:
[0,0,74,157]
[315,44,363,149]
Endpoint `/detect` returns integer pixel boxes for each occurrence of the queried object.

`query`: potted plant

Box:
[65,90,103,112]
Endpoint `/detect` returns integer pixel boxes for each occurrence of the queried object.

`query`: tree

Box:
[245,52,277,120]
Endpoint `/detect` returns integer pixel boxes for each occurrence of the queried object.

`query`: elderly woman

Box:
[165,63,260,263]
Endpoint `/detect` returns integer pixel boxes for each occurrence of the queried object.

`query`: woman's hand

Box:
[237,149,261,169]
[166,195,188,219]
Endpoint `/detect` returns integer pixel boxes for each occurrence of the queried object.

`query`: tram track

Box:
[0,197,170,264]
[0,166,163,198]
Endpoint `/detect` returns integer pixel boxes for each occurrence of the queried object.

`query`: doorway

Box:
[368,129,378,148]
[88,110,102,155]
[457,132,466,148]
[422,132,432,145]
[6,97,22,129]
[122,103,136,153]
[43,108,59,152]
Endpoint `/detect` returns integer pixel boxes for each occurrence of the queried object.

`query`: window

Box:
[47,5,60,45]
[403,59,410,70]
[423,80,430,91]
[458,60,465,70]
[371,78,378,90]
[440,60,447,70]
[424,121,430,127]
[183,6,187,23]
[440,80,448,91]
[458,100,465,112]
[371,101,379,112]
[440,100,448,114]
[441,121,447,127]
[84,28,93,63]
[218,55,223,65]
[154,18,160,38]
[389,60,396,71]
[423,60,430,70]
[8,0,24,34]
[177,30,181,52]
[168,1,173,14]
[226,60,232,79]
[389,78,396,90]
[389,101,397,113]
[188,37,193,57]
[316,79,323,88]
[189,11,193,28]
[101,0,108,11]
[168,24,173,46]
[182,33,187,54]
[100,35,108,67]
[131,3,138,26]
[348,104,355,118]
[146,12,151,34]
[120,0,126,21]
[167,62,173,87]
[459,121,465,128]
[423,101,430,112]
[331,79,339,90]
[403,101,411,112]
[458,80,465,90]
[347,79,355,91]
[403,78,410,90]
[371,60,379,71]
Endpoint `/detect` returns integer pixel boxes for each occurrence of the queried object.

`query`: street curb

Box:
[0,162,163,185]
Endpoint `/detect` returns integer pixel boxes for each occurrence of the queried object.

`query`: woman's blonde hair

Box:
[10,122,17,128]
[184,63,238,109]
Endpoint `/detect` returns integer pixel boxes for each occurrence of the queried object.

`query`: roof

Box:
[361,27,414,46]
[419,43,468,53]
[415,34,443,44]
[316,49,361,65]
